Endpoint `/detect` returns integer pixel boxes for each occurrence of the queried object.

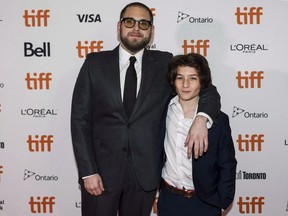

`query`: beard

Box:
[120,28,152,53]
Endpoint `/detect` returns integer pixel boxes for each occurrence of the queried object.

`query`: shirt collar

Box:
[169,95,180,106]
[119,45,144,66]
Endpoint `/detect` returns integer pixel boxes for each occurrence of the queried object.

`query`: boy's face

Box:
[174,66,201,102]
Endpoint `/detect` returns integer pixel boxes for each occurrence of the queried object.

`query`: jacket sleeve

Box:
[217,113,237,210]
[70,54,98,179]
[198,84,221,124]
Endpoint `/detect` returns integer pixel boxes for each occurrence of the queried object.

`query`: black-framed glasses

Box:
[120,17,152,30]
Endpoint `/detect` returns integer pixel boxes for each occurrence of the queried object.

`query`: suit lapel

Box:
[104,47,128,120]
[131,50,157,118]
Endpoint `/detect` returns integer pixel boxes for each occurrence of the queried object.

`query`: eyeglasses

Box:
[120,17,152,30]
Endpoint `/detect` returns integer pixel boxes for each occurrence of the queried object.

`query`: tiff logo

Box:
[236,71,264,88]
[152,197,158,214]
[237,196,265,214]
[24,42,51,57]
[0,165,3,181]
[237,134,264,152]
[29,196,55,213]
[182,39,210,57]
[235,7,263,25]
[76,41,103,58]
[25,72,52,90]
[150,8,156,16]
[23,9,50,27]
[27,135,54,152]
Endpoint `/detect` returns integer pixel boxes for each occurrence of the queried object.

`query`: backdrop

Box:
[1,0,288,215]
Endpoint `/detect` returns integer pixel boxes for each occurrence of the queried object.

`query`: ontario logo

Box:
[232,106,268,119]
[177,11,213,23]
[24,169,59,181]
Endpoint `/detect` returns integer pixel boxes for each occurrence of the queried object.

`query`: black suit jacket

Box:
[71,46,220,191]
[192,112,237,210]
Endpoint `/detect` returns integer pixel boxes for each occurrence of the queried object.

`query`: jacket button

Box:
[122,147,128,151]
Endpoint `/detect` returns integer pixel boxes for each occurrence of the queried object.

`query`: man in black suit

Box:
[157,53,236,216]
[71,2,220,216]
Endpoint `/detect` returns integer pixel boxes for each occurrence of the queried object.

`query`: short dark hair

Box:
[119,2,153,23]
[168,53,212,89]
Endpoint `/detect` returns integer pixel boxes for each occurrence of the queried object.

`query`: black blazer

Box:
[71,46,220,192]
[192,112,237,210]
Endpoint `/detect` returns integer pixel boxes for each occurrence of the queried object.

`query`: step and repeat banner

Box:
[1,0,288,215]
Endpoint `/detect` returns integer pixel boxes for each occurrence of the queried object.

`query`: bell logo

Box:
[236,71,264,88]
[235,7,263,25]
[25,72,52,90]
[182,39,210,57]
[23,9,50,27]
[237,134,264,152]
[29,196,55,213]
[27,135,54,152]
[237,196,265,214]
[76,40,104,58]
[24,42,51,57]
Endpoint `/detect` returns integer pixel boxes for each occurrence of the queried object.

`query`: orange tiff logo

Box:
[27,135,54,152]
[235,7,263,25]
[236,71,264,89]
[237,134,264,152]
[0,165,3,181]
[182,39,210,57]
[23,9,50,27]
[150,8,156,16]
[29,196,56,213]
[76,41,104,58]
[152,197,158,214]
[25,72,52,90]
[237,196,265,214]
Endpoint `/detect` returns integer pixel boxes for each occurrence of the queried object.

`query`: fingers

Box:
[185,116,209,159]
[84,174,105,196]
[185,135,209,159]
[187,143,192,159]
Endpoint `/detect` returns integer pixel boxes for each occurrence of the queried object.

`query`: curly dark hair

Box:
[168,53,212,90]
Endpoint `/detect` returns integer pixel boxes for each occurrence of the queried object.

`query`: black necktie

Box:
[123,56,137,117]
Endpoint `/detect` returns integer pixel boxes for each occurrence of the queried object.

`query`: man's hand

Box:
[83,174,105,196]
[184,115,208,159]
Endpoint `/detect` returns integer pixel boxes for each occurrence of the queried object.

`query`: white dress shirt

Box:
[119,45,144,100]
[162,95,212,190]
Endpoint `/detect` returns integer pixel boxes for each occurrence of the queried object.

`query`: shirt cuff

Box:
[82,174,97,179]
[196,112,213,129]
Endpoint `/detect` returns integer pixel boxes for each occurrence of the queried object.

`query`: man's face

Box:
[118,6,154,54]
[174,66,201,103]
